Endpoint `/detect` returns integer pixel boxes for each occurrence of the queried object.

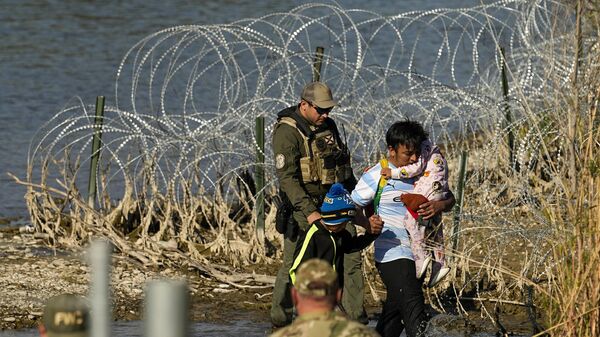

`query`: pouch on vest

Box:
[300,157,318,182]
[311,129,339,185]
[335,146,353,182]
[336,165,353,182]
[319,155,337,183]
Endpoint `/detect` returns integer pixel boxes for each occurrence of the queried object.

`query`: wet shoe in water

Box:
[428,261,450,287]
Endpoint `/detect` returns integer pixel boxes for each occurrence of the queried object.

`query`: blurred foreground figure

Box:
[270,258,380,337]
[39,294,89,337]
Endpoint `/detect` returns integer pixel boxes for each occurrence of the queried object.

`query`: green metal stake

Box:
[255,116,265,243]
[500,48,517,172]
[452,151,468,260]
[312,46,324,82]
[88,96,105,208]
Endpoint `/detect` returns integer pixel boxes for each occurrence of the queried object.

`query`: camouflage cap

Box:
[295,258,338,298]
[42,294,89,337]
[301,82,337,108]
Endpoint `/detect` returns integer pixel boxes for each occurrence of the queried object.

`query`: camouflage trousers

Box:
[270,222,367,327]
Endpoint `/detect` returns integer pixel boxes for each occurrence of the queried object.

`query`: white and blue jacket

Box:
[351,162,415,263]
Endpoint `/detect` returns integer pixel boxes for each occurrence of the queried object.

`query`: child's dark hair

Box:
[385,120,428,151]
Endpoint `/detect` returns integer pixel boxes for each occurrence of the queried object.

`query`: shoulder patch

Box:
[275,153,286,169]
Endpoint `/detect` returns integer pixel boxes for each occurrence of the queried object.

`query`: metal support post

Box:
[88,96,105,208]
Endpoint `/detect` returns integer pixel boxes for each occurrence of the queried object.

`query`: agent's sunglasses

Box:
[303,100,333,115]
[314,105,333,115]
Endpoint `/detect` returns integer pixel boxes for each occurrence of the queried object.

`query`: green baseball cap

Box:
[42,294,89,337]
[295,258,338,297]
[301,82,337,108]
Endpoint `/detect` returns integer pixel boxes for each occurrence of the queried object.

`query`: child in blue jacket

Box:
[289,183,382,288]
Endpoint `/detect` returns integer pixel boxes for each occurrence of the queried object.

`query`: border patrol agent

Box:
[271,82,366,327]
[269,259,380,337]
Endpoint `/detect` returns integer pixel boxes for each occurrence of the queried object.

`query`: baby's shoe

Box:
[428,261,450,287]
[415,255,432,279]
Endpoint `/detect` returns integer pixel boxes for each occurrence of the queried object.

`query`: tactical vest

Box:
[277,116,353,185]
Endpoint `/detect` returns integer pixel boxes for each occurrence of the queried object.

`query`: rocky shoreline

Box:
[0,225,536,336]
[0,227,272,331]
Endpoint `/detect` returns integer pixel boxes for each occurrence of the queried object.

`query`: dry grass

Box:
[436,2,600,333]
[12,162,281,288]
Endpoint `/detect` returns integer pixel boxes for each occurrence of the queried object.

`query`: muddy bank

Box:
[0,226,537,336]
[0,227,272,330]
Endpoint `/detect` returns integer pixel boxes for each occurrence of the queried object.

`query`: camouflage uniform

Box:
[270,259,379,337]
[269,311,380,337]
[270,83,365,327]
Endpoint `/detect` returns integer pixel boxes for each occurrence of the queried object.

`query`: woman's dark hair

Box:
[385,120,428,151]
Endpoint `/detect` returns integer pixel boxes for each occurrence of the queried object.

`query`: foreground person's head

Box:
[291,259,341,314]
[39,294,89,337]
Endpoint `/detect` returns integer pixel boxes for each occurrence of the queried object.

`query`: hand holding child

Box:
[367,214,384,234]
[380,168,392,179]
[417,200,444,219]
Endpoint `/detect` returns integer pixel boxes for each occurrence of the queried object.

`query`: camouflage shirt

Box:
[269,312,380,337]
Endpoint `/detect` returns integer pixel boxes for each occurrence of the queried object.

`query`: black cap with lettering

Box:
[42,294,89,337]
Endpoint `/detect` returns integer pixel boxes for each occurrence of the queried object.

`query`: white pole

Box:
[145,280,189,337]
[89,240,112,337]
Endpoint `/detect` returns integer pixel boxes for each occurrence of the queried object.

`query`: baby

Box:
[381,139,451,287]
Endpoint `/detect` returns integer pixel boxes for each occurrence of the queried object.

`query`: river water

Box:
[0,320,422,337]
[0,0,499,220]
[0,320,271,337]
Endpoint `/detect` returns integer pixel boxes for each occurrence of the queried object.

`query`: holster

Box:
[274,191,299,240]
